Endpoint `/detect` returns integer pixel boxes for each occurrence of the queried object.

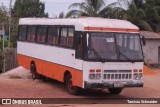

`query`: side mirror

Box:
[142,36,146,46]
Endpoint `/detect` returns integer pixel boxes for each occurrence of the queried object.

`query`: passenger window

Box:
[60,28,67,47]
[18,25,27,41]
[36,26,47,43]
[67,28,74,47]
[60,27,74,48]
[48,27,59,45]
[27,26,36,42]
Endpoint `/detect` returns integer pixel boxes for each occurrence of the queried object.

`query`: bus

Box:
[17,17,145,95]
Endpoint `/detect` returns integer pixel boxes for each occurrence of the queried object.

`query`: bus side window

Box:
[60,28,68,47]
[66,28,74,47]
[27,26,36,42]
[60,27,74,48]
[75,35,83,59]
[36,26,47,44]
[18,25,27,41]
[47,27,59,45]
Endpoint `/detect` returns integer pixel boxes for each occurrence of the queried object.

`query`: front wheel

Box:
[66,74,80,95]
[30,63,40,80]
[108,88,123,94]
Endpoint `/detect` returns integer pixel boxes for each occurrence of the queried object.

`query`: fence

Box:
[1,48,18,72]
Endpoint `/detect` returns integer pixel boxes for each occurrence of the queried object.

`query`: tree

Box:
[66,0,121,18]
[58,12,65,18]
[0,5,9,35]
[11,0,48,47]
[119,0,153,31]
[0,38,13,72]
[13,0,48,18]
[118,0,160,32]
[143,0,160,32]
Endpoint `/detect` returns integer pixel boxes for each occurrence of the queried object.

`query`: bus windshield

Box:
[87,32,143,62]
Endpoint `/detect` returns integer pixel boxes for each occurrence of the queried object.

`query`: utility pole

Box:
[2,23,5,72]
[2,23,4,51]
[9,0,12,43]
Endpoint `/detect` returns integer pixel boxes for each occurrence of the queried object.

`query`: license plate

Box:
[114,83,124,88]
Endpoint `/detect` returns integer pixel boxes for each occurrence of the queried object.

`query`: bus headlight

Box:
[96,74,101,80]
[89,74,101,80]
[89,74,95,79]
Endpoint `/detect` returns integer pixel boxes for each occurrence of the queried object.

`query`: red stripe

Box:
[84,27,139,32]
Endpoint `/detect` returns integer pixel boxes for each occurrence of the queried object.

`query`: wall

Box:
[3,48,18,72]
[143,39,160,65]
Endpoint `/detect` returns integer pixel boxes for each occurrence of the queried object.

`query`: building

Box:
[140,31,160,66]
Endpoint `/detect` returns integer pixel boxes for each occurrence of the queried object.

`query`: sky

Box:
[0,0,118,17]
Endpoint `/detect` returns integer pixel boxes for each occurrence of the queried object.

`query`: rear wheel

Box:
[66,74,80,95]
[30,63,40,80]
[108,88,123,94]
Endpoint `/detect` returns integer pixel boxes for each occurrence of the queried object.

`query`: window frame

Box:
[18,25,76,50]
[47,26,60,46]
[35,25,48,44]
[59,26,75,49]
[18,25,28,41]
[26,25,37,43]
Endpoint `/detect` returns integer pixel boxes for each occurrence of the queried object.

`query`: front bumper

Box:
[84,81,144,89]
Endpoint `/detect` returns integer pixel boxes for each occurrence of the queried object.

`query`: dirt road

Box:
[0,67,160,107]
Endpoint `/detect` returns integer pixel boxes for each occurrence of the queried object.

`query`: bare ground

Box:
[0,67,160,107]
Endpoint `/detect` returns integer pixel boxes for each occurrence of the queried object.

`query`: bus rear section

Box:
[17,18,144,95]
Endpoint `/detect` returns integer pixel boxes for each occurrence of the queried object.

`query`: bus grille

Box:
[103,70,132,80]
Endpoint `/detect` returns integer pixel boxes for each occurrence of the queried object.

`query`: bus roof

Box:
[19,17,139,33]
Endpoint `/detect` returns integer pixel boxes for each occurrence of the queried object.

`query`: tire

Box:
[65,74,80,95]
[30,63,39,80]
[108,88,123,95]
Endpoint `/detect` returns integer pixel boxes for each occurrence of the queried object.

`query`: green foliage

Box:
[143,0,160,32]
[13,0,48,18]
[67,0,160,32]
[0,4,18,47]
[10,16,19,47]
[0,38,13,72]
[0,38,13,50]
[119,0,160,32]
[58,12,65,18]
[0,5,9,35]
[10,0,48,47]
[66,0,121,18]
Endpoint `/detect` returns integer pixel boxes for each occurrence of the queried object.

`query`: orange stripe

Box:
[84,27,139,32]
[17,54,83,87]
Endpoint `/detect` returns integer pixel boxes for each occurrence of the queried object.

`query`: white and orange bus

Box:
[17,17,145,95]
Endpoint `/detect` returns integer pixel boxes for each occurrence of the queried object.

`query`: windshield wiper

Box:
[90,47,105,63]
[119,51,135,63]
[90,39,105,63]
